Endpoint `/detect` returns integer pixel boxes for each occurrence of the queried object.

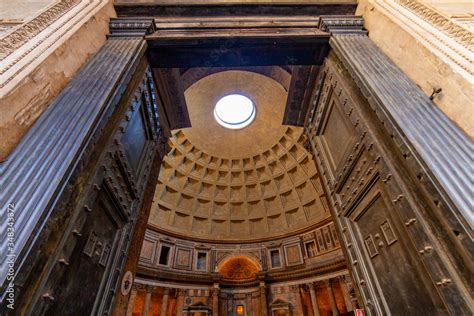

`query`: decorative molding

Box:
[0,0,81,60]
[319,15,367,35]
[0,0,109,95]
[395,0,473,50]
[109,18,156,37]
[373,0,473,80]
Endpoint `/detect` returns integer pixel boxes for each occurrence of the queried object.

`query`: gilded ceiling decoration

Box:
[219,256,259,281]
[148,71,330,240]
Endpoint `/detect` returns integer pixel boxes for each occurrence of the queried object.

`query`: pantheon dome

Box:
[0,1,472,316]
[150,70,329,240]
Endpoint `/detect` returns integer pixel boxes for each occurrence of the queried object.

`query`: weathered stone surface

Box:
[0,0,116,161]
[357,0,474,137]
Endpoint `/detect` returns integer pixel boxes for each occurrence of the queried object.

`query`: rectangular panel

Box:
[174,247,193,270]
[284,243,304,266]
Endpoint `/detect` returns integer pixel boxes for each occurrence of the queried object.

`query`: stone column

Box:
[160,288,170,316]
[291,285,304,316]
[259,281,268,316]
[142,286,153,316]
[245,293,253,316]
[212,284,220,316]
[126,284,139,316]
[325,279,339,316]
[227,293,234,316]
[339,276,354,311]
[308,283,321,316]
[176,289,185,316]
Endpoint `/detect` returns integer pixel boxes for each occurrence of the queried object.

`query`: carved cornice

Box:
[147,216,333,244]
[137,257,346,285]
[109,18,156,38]
[374,0,473,78]
[0,0,81,60]
[318,16,367,35]
[395,0,473,50]
[0,0,108,94]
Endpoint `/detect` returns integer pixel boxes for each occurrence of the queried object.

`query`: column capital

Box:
[145,285,154,293]
[109,18,156,38]
[318,16,367,35]
[163,287,170,295]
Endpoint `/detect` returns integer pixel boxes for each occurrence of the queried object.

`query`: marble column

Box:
[126,284,138,316]
[142,286,153,316]
[160,288,170,316]
[212,284,220,316]
[291,285,304,316]
[176,289,185,316]
[227,293,234,315]
[245,293,253,316]
[339,276,354,311]
[308,283,321,316]
[259,281,268,316]
[325,279,339,316]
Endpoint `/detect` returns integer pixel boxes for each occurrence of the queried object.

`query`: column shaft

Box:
[260,282,268,316]
[126,285,138,316]
[212,285,220,316]
[325,280,339,316]
[176,289,184,316]
[142,286,153,316]
[160,288,170,316]
[308,284,321,316]
[339,276,354,311]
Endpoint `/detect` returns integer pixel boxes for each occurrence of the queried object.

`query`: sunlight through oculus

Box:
[214,94,256,129]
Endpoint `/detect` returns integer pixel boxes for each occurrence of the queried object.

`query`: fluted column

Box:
[245,293,253,316]
[227,293,234,315]
[308,283,321,316]
[126,284,139,316]
[325,279,339,316]
[160,288,170,316]
[176,289,185,316]
[142,286,153,316]
[259,281,268,316]
[339,276,354,311]
[212,284,220,316]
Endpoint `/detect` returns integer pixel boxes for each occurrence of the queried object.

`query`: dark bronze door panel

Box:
[45,190,123,315]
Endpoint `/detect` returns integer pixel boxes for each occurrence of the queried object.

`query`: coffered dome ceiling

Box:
[148,70,330,241]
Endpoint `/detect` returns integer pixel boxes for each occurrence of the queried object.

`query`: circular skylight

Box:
[214,94,256,129]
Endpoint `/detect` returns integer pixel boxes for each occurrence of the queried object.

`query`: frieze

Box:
[0,0,106,92]
[396,0,472,50]
[0,0,81,60]
[374,0,473,77]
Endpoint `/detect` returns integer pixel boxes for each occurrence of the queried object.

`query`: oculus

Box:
[214,94,255,129]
